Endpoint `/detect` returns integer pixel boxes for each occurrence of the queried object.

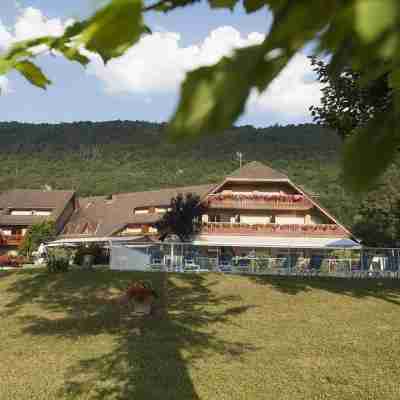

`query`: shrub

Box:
[47,248,70,273]
[74,244,108,266]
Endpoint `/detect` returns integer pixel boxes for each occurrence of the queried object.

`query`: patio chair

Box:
[183,257,201,273]
[218,256,233,273]
[234,258,250,274]
[149,255,165,272]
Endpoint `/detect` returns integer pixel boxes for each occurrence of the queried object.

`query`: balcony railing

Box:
[0,234,24,246]
[200,222,347,237]
[207,194,313,210]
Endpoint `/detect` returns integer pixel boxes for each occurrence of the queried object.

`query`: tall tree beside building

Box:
[155,193,205,242]
[19,221,56,257]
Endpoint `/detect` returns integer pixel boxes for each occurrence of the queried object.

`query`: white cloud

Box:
[87,26,320,119]
[0,76,11,94]
[247,53,322,117]
[0,7,72,52]
[87,26,264,94]
[0,7,321,120]
[0,21,13,50]
[0,7,73,95]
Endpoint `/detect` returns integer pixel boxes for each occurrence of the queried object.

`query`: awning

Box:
[48,235,361,250]
[47,235,153,247]
[191,235,361,249]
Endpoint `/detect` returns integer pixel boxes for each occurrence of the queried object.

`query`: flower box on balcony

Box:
[201,222,346,237]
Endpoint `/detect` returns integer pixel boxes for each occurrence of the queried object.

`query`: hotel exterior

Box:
[1,162,362,271]
[56,161,356,247]
[48,162,359,272]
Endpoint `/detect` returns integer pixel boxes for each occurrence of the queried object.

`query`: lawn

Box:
[1,270,400,399]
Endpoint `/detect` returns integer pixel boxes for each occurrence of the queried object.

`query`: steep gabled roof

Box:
[227,161,288,181]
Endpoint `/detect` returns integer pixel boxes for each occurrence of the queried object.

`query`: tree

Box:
[353,206,398,247]
[350,172,400,247]
[2,1,400,190]
[19,221,56,257]
[155,193,205,241]
[310,57,392,140]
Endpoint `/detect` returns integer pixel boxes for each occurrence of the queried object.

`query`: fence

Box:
[109,242,400,278]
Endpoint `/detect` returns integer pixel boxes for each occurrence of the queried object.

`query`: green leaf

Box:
[388,69,400,90]
[5,37,53,59]
[355,0,397,43]
[58,45,90,66]
[14,61,51,89]
[0,59,13,75]
[342,111,400,192]
[243,0,267,13]
[208,0,238,9]
[168,44,289,140]
[168,0,337,140]
[78,0,144,63]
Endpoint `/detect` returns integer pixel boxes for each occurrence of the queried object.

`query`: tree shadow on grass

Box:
[247,275,400,306]
[2,270,258,400]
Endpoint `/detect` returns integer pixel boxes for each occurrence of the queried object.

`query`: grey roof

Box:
[0,189,74,209]
[0,189,75,226]
[0,215,48,226]
[227,161,288,181]
[61,184,216,237]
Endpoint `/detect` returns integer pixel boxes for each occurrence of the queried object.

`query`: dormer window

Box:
[134,207,149,215]
[10,209,52,216]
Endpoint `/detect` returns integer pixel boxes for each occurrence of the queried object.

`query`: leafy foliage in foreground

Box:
[2,1,400,189]
[310,58,396,192]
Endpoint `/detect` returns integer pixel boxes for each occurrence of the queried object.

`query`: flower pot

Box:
[133,296,153,315]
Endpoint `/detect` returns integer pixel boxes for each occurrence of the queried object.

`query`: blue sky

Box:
[0,1,322,126]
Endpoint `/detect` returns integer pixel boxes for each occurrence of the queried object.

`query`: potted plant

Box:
[124,280,158,315]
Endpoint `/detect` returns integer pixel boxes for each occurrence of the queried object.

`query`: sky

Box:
[0,0,323,126]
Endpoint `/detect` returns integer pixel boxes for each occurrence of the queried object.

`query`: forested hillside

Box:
[0,120,397,229]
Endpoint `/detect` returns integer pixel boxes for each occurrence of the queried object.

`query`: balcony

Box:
[207,194,313,211]
[200,222,347,237]
[0,234,24,246]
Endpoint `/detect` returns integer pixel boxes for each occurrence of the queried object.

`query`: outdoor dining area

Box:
[110,241,400,278]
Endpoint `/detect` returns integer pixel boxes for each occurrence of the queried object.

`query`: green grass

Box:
[1,270,400,399]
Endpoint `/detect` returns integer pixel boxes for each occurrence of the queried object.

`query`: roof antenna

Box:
[235,152,243,168]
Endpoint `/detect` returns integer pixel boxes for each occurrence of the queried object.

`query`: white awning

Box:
[47,236,151,247]
[192,235,361,249]
[48,235,361,250]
